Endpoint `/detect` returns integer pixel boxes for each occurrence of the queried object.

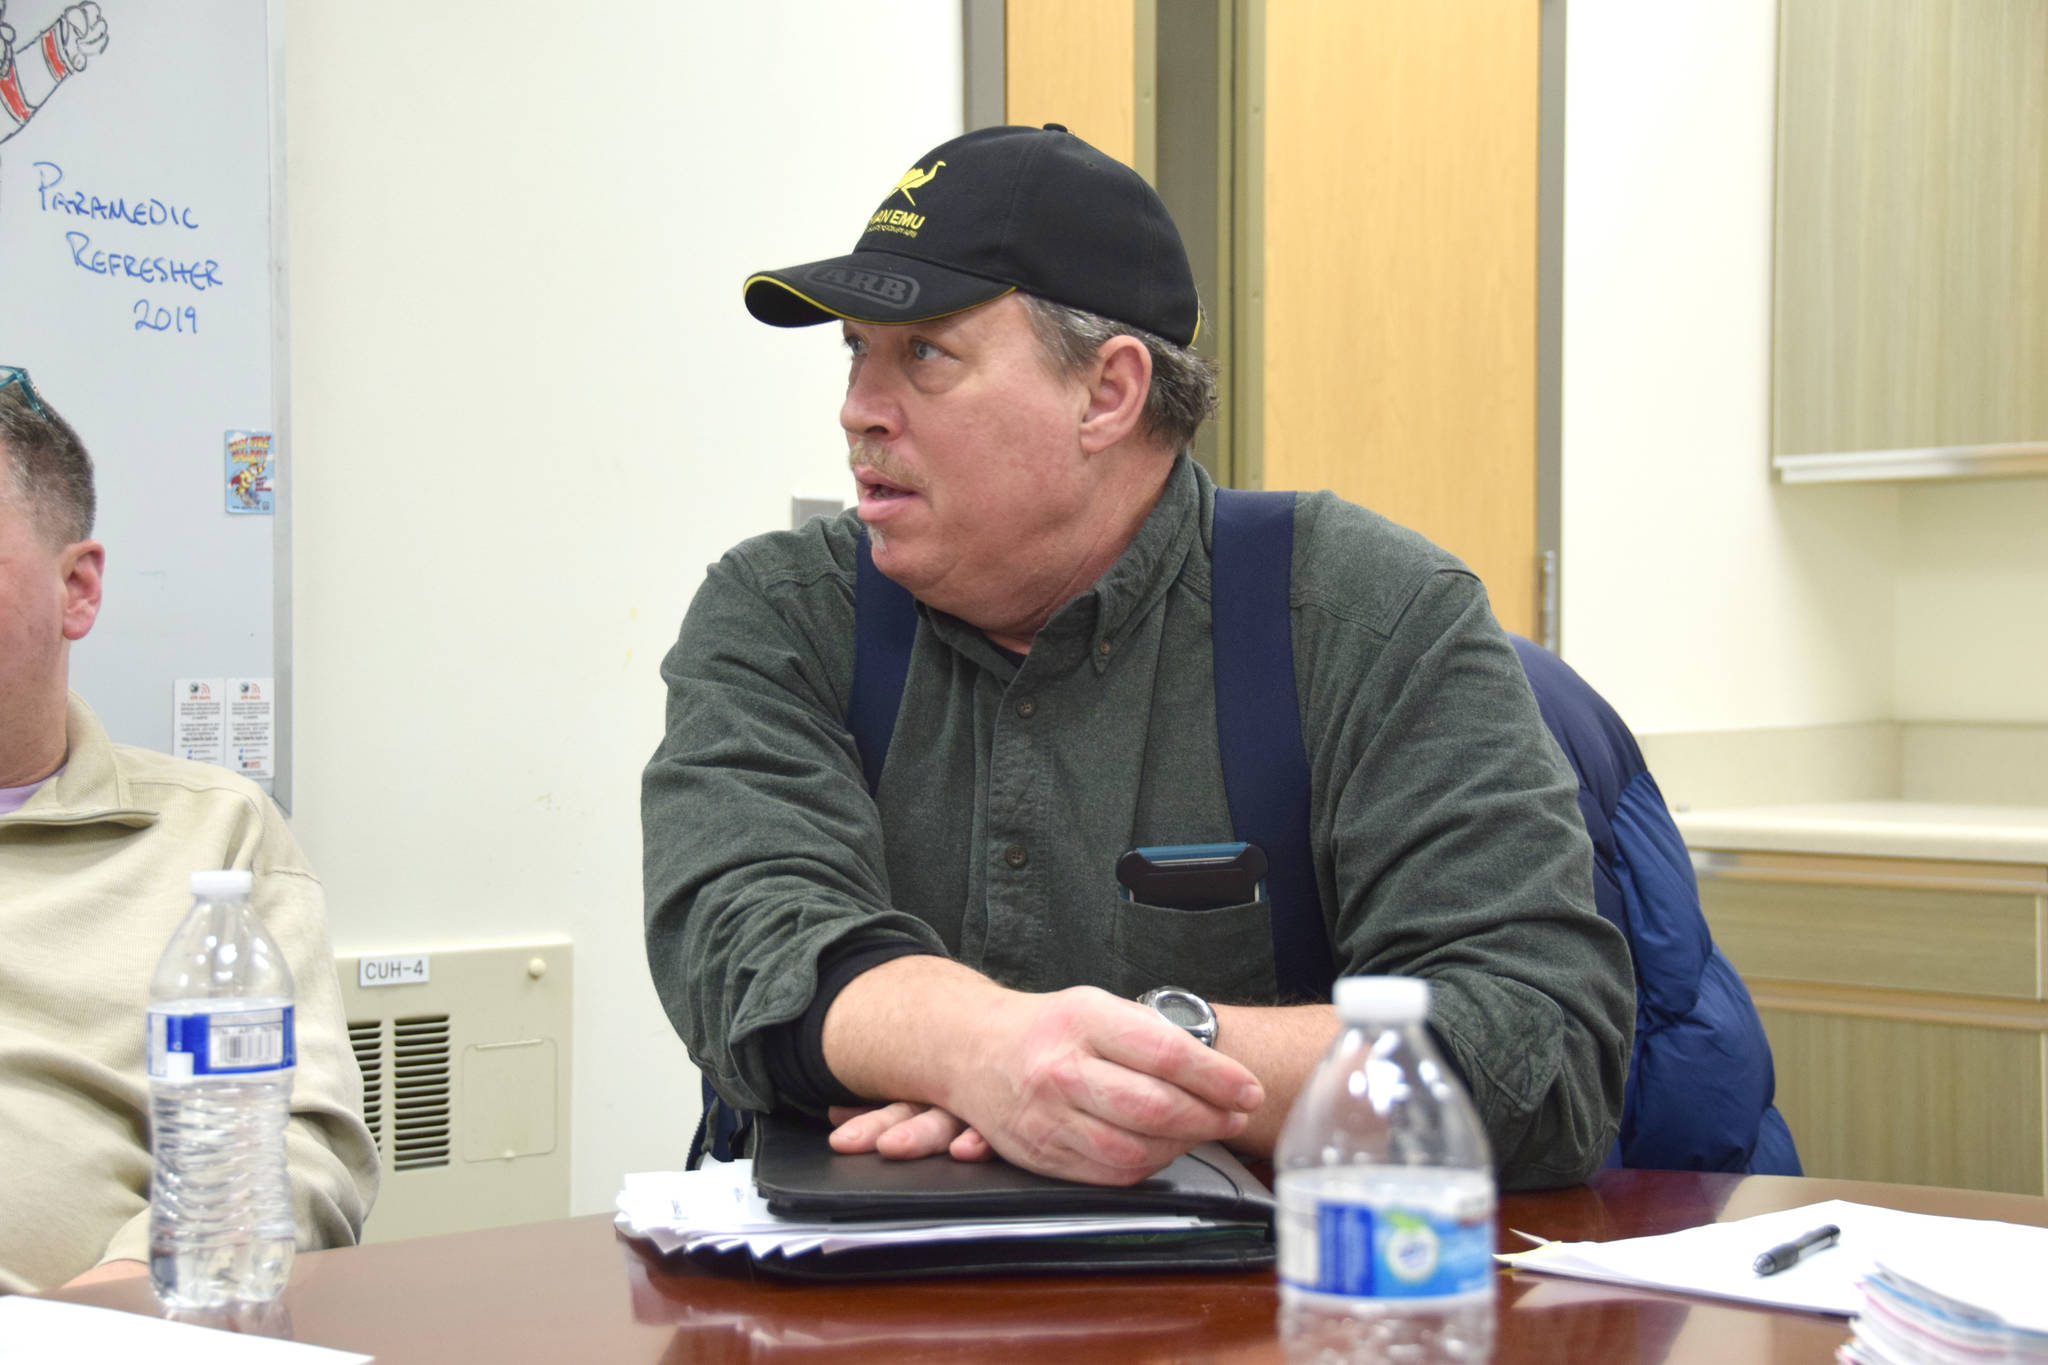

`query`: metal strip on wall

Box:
[1230,0,1265,490]
[1536,0,1566,650]
[1133,0,1157,183]
[1152,0,1231,484]
[268,0,294,811]
[962,0,1004,130]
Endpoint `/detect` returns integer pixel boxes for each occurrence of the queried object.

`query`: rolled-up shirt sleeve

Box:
[642,538,948,1114]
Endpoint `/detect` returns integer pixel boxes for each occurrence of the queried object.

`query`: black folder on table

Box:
[689,1114,1276,1282]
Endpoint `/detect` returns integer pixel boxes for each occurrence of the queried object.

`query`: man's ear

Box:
[59,540,104,642]
[1078,335,1153,454]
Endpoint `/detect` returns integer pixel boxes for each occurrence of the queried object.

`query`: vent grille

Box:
[391,1013,453,1170]
[335,942,572,1242]
[347,1019,385,1151]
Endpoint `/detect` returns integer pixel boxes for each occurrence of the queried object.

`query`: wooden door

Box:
[1004,0,1141,167]
[1002,0,1546,635]
[1254,1,1542,636]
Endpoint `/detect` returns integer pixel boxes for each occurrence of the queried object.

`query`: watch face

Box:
[1143,987,1217,1045]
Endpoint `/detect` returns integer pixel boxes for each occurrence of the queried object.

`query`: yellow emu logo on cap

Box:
[892,160,945,205]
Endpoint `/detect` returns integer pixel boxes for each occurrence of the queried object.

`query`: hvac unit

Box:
[335,940,572,1244]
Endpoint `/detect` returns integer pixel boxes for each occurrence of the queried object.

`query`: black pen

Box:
[1752,1223,1841,1276]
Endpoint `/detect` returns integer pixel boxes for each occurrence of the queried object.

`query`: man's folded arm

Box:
[817,954,1265,1186]
[641,548,950,1114]
[1305,565,1636,1189]
[759,938,939,1112]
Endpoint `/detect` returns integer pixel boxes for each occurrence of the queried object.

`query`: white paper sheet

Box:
[0,1297,371,1364]
[1498,1198,2048,1324]
[172,678,225,765]
[225,677,275,779]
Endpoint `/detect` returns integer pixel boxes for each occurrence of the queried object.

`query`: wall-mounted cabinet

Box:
[1773,0,2048,484]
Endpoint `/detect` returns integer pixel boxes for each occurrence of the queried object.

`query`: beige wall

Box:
[284,0,961,1218]
[1896,480,2048,724]
[1559,0,1901,735]
[1562,1,2048,736]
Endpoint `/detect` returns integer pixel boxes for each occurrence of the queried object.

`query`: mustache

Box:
[848,439,922,493]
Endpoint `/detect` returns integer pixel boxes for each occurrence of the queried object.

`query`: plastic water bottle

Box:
[1275,976,1497,1363]
[147,869,298,1308]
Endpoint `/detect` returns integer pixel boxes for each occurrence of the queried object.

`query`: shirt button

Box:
[1015,697,1037,719]
[1003,844,1029,869]
[1097,638,1114,657]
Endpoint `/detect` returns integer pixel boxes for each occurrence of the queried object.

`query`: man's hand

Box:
[954,985,1264,1183]
[821,958,1265,1186]
[827,1102,993,1162]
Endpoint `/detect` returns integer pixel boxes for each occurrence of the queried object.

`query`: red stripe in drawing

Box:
[42,28,72,81]
[0,63,33,124]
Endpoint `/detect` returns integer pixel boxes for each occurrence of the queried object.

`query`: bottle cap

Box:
[190,868,254,899]
[1333,975,1429,1025]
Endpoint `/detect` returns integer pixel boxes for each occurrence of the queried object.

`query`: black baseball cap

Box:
[744,124,1201,347]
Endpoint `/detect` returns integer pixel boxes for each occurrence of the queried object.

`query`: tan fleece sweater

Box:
[0,695,378,1292]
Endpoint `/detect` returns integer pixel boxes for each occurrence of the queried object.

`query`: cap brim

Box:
[744,250,1016,329]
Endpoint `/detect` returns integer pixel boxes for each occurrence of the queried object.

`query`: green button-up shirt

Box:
[643,457,1633,1188]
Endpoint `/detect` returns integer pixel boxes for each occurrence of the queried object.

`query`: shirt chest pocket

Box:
[1106,895,1279,1004]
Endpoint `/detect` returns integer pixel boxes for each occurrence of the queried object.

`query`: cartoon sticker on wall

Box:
[225,429,273,514]
[0,2,108,151]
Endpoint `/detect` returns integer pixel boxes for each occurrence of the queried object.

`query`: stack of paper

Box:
[615,1160,1238,1262]
[1842,1226,2048,1364]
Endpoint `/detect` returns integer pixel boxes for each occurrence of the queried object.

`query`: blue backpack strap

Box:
[689,1080,751,1167]
[840,500,1331,1001]
[1211,488,1333,1001]
[847,529,920,794]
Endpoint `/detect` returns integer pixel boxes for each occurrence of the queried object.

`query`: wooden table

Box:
[43,1170,2048,1362]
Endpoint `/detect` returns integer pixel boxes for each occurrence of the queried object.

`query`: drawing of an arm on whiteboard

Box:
[0,1,108,144]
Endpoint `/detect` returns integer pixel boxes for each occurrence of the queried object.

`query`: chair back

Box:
[1511,637,1800,1175]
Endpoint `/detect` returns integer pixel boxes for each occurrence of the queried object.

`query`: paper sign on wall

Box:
[172,679,225,764]
[227,677,274,779]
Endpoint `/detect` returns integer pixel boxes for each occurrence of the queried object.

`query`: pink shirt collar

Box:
[0,767,62,815]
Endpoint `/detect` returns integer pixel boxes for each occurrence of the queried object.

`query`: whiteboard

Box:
[0,0,286,800]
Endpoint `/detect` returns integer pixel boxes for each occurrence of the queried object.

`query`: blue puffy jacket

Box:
[1511,637,1800,1174]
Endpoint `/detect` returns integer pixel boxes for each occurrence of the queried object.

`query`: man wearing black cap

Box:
[643,126,1633,1189]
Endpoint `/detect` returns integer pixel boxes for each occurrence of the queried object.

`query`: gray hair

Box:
[1018,294,1218,453]
[0,379,96,546]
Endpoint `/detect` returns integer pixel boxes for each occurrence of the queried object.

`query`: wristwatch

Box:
[1138,986,1219,1048]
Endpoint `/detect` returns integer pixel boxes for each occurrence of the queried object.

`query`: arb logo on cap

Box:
[805,264,920,311]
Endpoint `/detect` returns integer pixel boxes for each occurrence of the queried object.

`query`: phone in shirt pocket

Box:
[1115,841,1268,911]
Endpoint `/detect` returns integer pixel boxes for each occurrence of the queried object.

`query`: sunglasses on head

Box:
[0,366,48,417]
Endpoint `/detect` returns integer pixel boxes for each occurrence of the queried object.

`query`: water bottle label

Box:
[149,1005,296,1079]
[1280,1197,1493,1301]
